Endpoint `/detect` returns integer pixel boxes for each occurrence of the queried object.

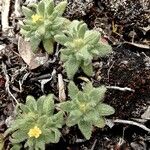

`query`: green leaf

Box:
[77,47,92,63]
[36,26,45,37]
[97,103,115,116]
[54,34,68,45]
[60,51,68,61]
[66,110,82,127]
[77,91,87,103]
[26,95,37,111]
[64,56,80,79]
[51,128,61,143]
[22,6,34,18]
[37,95,45,115]
[44,129,61,143]
[53,1,67,16]
[91,49,99,55]
[83,109,99,122]
[4,119,24,137]
[30,36,41,53]
[52,17,66,30]
[0,134,4,150]
[58,101,72,112]
[21,25,31,31]
[68,20,81,34]
[35,140,45,150]
[96,43,112,57]
[84,30,100,45]
[83,82,93,93]
[81,63,93,76]
[37,1,45,16]
[20,28,30,37]
[78,120,93,140]
[10,144,22,150]
[52,111,64,128]
[28,3,38,10]
[43,94,54,115]
[43,39,54,54]
[78,23,87,38]
[25,139,34,149]
[45,0,54,16]
[94,117,105,128]
[11,130,28,144]
[68,81,79,99]
[89,86,107,103]
[20,104,31,114]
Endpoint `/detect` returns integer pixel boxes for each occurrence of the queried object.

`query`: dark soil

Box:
[0,0,150,149]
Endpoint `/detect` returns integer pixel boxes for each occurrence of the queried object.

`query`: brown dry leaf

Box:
[141,106,150,120]
[58,74,66,102]
[18,36,48,70]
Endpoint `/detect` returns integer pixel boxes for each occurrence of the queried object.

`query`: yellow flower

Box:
[31,14,43,23]
[28,126,42,138]
[79,103,86,112]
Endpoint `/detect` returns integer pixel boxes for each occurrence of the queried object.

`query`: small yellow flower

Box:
[28,126,42,138]
[31,14,43,23]
[79,103,86,112]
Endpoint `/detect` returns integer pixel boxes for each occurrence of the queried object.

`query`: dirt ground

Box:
[0,0,150,149]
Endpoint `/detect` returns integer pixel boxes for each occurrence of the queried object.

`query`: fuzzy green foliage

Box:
[55,20,112,78]
[4,94,64,150]
[58,81,115,140]
[21,0,68,54]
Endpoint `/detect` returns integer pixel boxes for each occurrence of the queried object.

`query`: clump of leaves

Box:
[58,81,115,140]
[55,20,112,78]
[21,0,68,54]
[4,94,64,150]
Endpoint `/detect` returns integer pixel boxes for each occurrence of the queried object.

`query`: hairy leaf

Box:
[94,117,105,128]
[64,57,80,79]
[98,103,115,116]
[78,120,92,140]
[68,81,79,99]
[43,94,54,115]
[53,1,67,16]
[81,63,93,76]
[37,1,45,16]
[22,6,34,18]
[66,110,82,127]
[26,95,37,111]
[43,39,54,54]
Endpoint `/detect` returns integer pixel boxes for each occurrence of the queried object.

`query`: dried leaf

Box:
[18,36,48,69]
[0,134,4,150]
[141,106,150,120]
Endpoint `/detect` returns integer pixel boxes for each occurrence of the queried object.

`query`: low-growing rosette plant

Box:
[21,0,68,54]
[55,20,112,78]
[57,81,115,140]
[4,94,64,150]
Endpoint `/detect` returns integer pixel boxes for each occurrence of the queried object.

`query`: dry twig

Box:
[109,119,150,132]
[90,139,97,150]
[2,62,19,106]
[58,74,66,102]
[1,0,10,32]
[14,0,22,17]
[106,86,135,92]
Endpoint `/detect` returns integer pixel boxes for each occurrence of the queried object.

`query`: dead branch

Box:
[58,74,66,102]
[106,86,135,92]
[112,119,150,132]
[1,0,10,32]
[14,0,22,17]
